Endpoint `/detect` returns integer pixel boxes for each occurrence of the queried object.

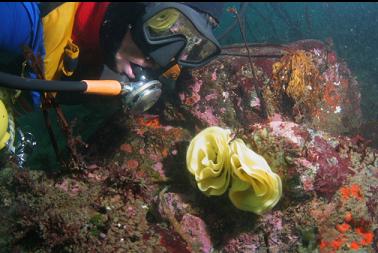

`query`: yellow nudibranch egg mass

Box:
[186,126,282,215]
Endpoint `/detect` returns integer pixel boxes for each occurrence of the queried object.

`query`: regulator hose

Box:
[0,71,122,96]
[0,71,86,92]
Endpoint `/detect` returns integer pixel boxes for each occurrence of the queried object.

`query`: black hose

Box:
[219,52,283,58]
[0,71,87,92]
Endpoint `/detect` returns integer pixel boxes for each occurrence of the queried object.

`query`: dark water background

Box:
[18,2,378,169]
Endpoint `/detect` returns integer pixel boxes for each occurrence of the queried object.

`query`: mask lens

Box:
[146,9,180,34]
[145,8,218,64]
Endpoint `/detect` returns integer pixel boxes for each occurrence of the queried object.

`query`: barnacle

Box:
[186,126,232,196]
[228,139,282,215]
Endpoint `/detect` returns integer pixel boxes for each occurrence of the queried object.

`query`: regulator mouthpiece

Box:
[121,64,162,114]
[122,79,162,114]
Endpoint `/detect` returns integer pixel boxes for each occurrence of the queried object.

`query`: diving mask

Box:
[132,2,221,69]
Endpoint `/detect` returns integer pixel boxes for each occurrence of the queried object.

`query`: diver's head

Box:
[100,2,224,113]
[131,2,223,71]
[101,2,224,77]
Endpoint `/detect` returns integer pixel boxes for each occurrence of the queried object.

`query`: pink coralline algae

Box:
[184,93,201,106]
[181,214,213,253]
[223,233,262,253]
[309,136,353,199]
[267,120,356,199]
[269,120,306,147]
[139,148,145,155]
[179,78,204,106]
[149,153,162,162]
[327,51,338,65]
[178,92,186,101]
[260,211,292,250]
[211,70,217,81]
[263,211,284,231]
[126,159,139,169]
[153,162,165,179]
[55,179,82,197]
[204,93,218,101]
[191,79,203,93]
[301,176,315,191]
[269,113,284,122]
[192,106,220,126]
[157,192,213,253]
[120,143,133,153]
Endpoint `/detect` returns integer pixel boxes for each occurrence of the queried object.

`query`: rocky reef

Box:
[0,40,376,253]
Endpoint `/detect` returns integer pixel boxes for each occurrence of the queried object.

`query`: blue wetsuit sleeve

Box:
[0,2,45,108]
[0,3,45,59]
[22,3,45,58]
[22,3,46,108]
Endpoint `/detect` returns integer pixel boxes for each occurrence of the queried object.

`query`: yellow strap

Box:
[0,99,10,150]
[42,2,80,80]
[62,38,80,77]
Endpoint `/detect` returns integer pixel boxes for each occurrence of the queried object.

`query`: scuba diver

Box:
[0,2,224,165]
